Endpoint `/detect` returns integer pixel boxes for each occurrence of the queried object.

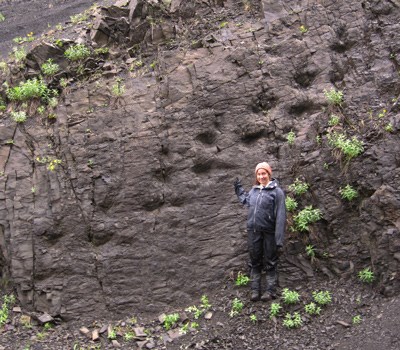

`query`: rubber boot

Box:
[261,268,277,302]
[250,269,261,301]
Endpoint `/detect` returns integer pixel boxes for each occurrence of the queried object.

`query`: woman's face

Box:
[256,169,270,186]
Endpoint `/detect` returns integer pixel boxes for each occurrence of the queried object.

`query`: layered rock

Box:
[0,0,399,320]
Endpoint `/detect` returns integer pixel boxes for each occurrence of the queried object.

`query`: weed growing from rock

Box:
[299,25,308,33]
[107,326,117,339]
[324,88,343,106]
[294,206,322,232]
[358,267,374,283]
[250,314,257,323]
[288,178,309,196]
[287,130,296,145]
[339,185,358,201]
[229,298,243,317]
[328,114,340,126]
[385,123,393,132]
[283,312,302,328]
[41,59,60,76]
[7,78,50,101]
[312,291,332,305]
[327,132,364,160]
[0,294,16,327]
[282,288,300,304]
[235,271,250,286]
[64,44,91,61]
[352,315,362,325]
[11,111,27,123]
[163,313,180,330]
[285,196,298,212]
[11,46,27,63]
[269,302,282,319]
[306,245,315,259]
[0,12,5,22]
[304,302,321,316]
[111,78,125,97]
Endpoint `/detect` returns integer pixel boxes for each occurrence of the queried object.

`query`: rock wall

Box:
[0,0,399,320]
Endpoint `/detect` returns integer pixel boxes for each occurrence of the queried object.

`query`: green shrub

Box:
[11,111,27,123]
[0,294,16,327]
[229,298,243,317]
[339,185,358,201]
[288,178,309,196]
[111,78,125,97]
[163,313,180,330]
[64,44,91,61]
[287,130,296,145]
[352,315,362,325]
[282,288,300,304]
[294,206,322,232]
[269,302,282,319]
[6,78,49,101]
[285,196,298,212]
[235,271,250,286]
[283,312,302,328]
[358,267,374,283]
[304,302,321,315]
[305,245,315,258]
[327,132,364,160]
[11,47,27,63]
[41,59,60,76]
[328,114,340,126]
[324,88,343,106]
[312,291,332,305]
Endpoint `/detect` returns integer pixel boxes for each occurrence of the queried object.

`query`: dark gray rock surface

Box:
[0,2,399,346]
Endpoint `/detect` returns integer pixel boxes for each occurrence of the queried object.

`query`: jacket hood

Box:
[254,178,279,190]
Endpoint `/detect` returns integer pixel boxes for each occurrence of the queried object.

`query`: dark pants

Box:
[247,230,278,294]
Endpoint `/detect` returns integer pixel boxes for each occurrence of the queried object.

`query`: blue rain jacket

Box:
[235,179,286,246]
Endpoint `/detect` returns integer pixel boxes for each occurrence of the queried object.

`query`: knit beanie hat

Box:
[255,162,272,176]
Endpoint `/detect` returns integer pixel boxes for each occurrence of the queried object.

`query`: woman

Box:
[234,162,286,301]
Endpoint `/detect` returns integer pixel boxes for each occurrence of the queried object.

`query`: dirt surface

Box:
[1,277,400,349]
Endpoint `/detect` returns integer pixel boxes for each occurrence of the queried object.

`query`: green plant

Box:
[107,327,117,340]
[0,12,5,22]
[149,61,157,70]
[287,130,296,145]
[219,21,228,28]
[0,61,8,73]
[6,78,50,101]
[352,315,362,325]
[377,109,387,118]
[60,78,68,88]
[288,178,309,196]
[229,297,243,317]
[11,47,27,63]
[294,206,322,232]
[70,12,89,24]
[200,294,211,310]
[0,294,16,327]
[384,123,393,132]
[324,88,343,106]
[269,302,282,319]
[94,47,109,55]
[43,322,53,331]
[111,78,125,97]
[312,291,332,305]
[304,302,321,315]
[64,44,91,61]
[163,313,180,330]
[299,25,308,33]
[305,245,315,258]
[328,114,340,126]
[41,59,60,76]
[235,271,250,286]
[285,196,298,212]
[249,314,257,323]
[282,288,300,304]
[339,184,358,201]
[124,331,135,341]
[185,305,202,319]
[358,267,375,283]
[11,111,27,123]
[327,132,364,160]
[283,312,302,328]
[5,139,14,145]
[36,331,46,340]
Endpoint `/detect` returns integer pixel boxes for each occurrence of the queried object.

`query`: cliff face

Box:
[0,0,399,320]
